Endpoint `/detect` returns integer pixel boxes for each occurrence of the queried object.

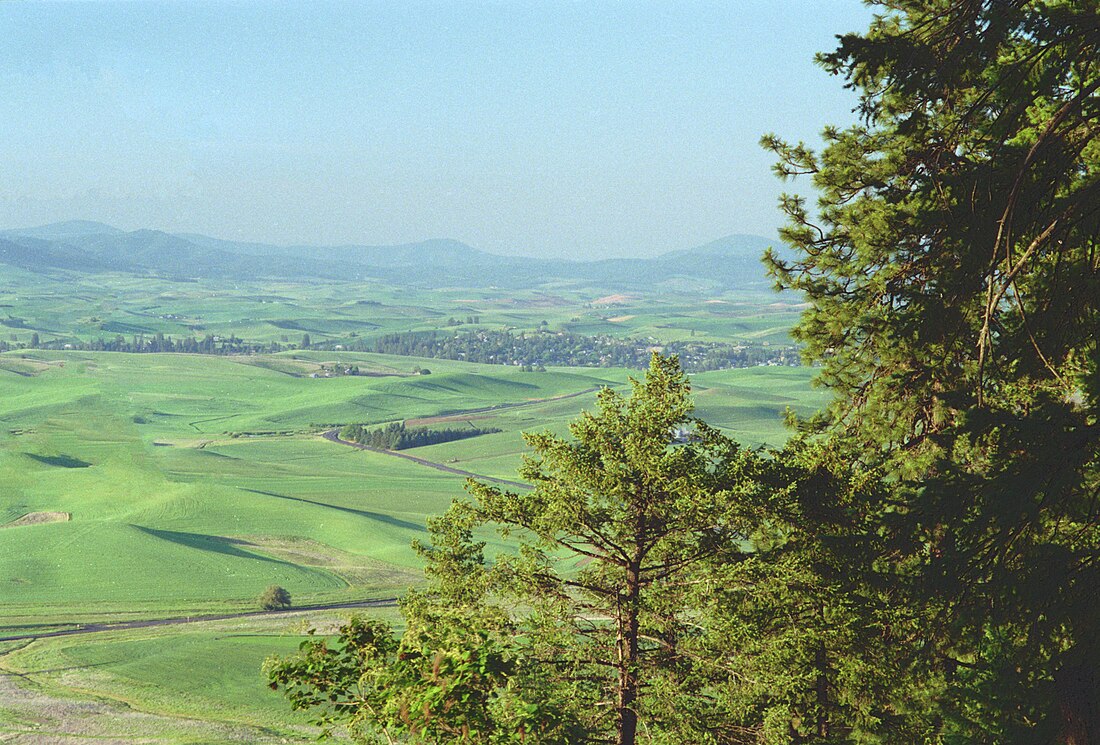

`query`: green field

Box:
[0,319,824,739]
[0,608,403,743]
[0,268,801,349]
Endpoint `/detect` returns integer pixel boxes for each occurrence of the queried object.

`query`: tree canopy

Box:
[763,0,1099,740]
[465,354,750,744]
[268,355,910,744]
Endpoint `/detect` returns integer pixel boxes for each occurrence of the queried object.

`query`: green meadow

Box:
[0,342,825,739]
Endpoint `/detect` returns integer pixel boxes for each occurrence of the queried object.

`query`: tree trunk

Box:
[813,598,830,740]
[617,562,641,745]
[1057,660,1099,745]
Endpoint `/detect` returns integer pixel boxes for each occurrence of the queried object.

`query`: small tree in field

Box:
[260,585,291,611]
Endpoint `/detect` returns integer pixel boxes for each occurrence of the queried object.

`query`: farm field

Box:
[0,268,803,349]
[0,607,402,743]
[0,345,825,741]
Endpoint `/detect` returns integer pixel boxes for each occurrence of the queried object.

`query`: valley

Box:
[0,224,823,742]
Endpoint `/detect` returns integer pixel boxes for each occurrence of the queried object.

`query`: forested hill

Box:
[0,221,775,290]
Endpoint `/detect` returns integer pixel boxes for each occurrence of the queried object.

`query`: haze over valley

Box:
[0,220,777,289]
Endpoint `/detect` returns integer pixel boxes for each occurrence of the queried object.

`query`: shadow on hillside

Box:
[25,453,92,468]
[133,525,298,566]
[238,487,426,533]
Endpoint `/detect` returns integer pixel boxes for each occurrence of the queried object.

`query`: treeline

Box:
[333,329,798,371]
[1,328,799,371]
[339,421,502,450]
[10,333,284,355]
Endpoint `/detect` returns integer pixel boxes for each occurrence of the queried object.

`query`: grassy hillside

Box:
[0,351,821,620]
[0,341,824,740]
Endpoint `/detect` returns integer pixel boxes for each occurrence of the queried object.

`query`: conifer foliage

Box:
[466,354,749,744]
[763,1,1099,741]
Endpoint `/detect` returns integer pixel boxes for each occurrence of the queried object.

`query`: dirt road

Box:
[323,385,603,489]
[322,430,531,489]
[0,598,397,643]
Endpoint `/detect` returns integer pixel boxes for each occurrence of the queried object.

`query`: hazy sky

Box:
[1,1,873,259]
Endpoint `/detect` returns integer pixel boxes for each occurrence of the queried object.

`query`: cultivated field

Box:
[0,269,802,349]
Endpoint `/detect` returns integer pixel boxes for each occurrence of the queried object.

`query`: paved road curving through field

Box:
[323,429,531,489]
[324,385,604,490]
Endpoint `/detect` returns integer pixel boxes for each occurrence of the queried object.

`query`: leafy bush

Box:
[259,585,291,611]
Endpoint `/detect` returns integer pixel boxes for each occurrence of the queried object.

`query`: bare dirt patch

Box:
[606,314,636,323]
[4,513,70,529]
[229,536,422,587]
[0,358,51,377]
[0,667,309,743]
[592,293,634,306]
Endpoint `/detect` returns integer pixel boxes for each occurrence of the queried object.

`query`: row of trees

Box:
[19,332,284,355]
[339,421,503,451]
[4,328,796,372]
[268,2,1098,742]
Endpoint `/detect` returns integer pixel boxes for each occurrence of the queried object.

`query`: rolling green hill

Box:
[0,249,821,741]
[0,351,820,621]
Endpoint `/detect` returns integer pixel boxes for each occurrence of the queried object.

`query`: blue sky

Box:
[1,1,873,258]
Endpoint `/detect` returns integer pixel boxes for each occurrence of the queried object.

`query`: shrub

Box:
[259,585,291,611]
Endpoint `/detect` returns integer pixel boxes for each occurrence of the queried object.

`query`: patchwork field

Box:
[0,269,802,349]
[0,343,825,740]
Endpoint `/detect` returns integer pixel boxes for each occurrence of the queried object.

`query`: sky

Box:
[0,1,874,259]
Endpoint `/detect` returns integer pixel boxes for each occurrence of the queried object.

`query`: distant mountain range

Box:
[0,220,780,291]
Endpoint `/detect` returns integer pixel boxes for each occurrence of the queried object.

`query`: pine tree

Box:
[763,2,1099,740]
[269,355,780,743]
[464,354,763,744]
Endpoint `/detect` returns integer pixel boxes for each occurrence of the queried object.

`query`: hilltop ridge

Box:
[0,222,778,290]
